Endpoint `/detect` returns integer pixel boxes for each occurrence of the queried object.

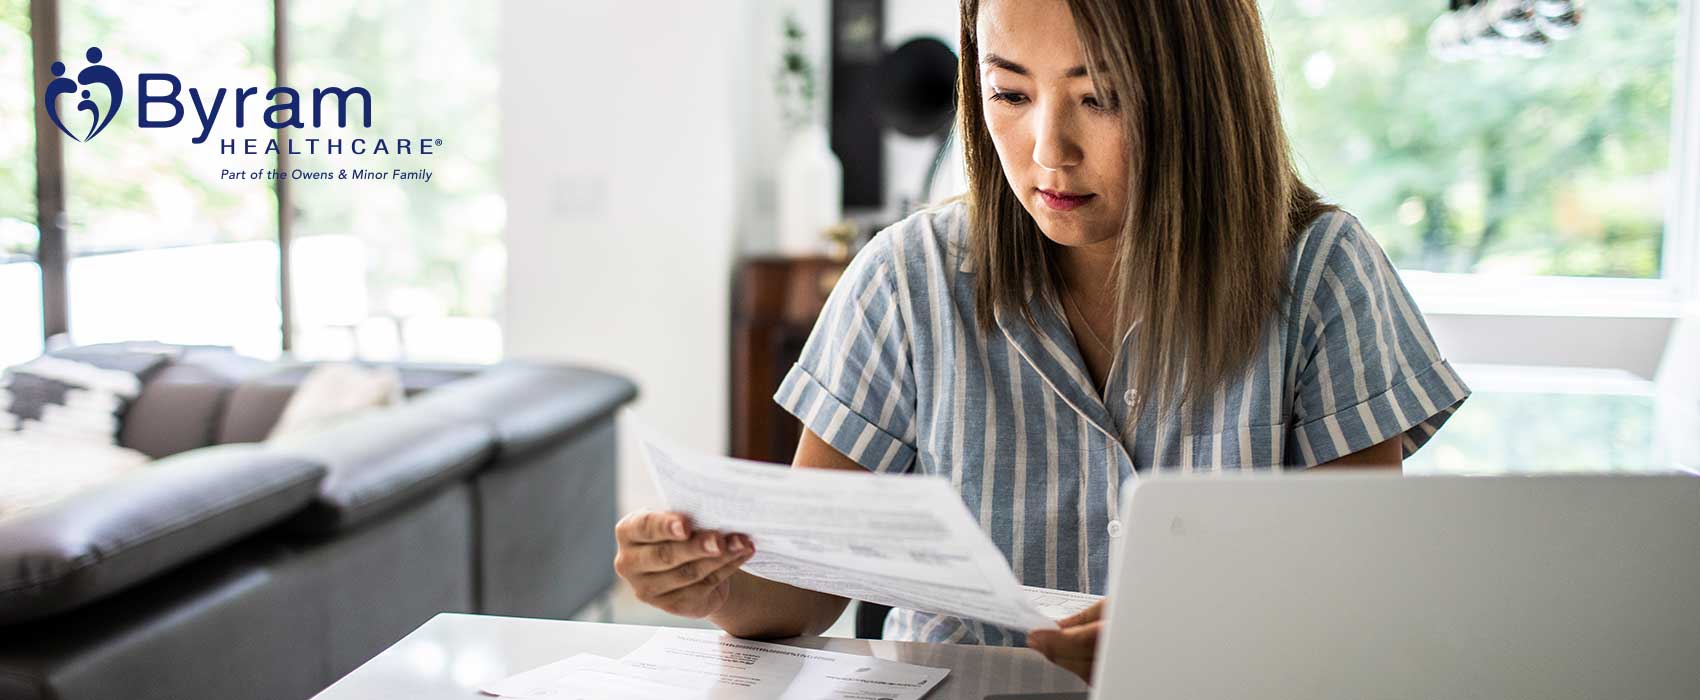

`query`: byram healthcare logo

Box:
[43,46,121,142]
[41,45,440,171]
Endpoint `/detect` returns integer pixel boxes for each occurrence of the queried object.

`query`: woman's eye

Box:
[989,90,1028,106]
[1084,94,1119,112]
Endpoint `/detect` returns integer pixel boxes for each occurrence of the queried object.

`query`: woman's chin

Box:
[1020,197,1118,248]
[1033,216,1118,249]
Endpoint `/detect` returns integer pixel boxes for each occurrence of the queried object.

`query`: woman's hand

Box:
[613,509,755,619]
[1026,599,1105,682]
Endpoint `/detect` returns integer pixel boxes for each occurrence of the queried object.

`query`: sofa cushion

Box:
[119,365,230,460]
[121,348,269,459]
[0,444,325,625]
[216,374,299,446]
[394,364,482,396]
[217,364,482,445]
[406,364,639,459]
[266,401,497,535]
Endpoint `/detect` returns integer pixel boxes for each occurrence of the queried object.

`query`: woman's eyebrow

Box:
[982,53,1090,78]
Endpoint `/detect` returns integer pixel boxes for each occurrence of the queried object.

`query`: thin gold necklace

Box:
[1061,278,1113,355]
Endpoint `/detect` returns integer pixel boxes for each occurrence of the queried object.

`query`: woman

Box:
[612,0,1469,682]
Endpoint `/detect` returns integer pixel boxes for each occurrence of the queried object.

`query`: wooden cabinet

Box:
[728,256,849,463]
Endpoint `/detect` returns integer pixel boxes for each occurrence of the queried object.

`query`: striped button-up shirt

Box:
[774,201,1470,646]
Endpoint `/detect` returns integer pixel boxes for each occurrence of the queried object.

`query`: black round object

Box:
[876,37,959,138]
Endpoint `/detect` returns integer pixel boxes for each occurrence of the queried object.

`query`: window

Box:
[1,0,42,366]
[1265,0,1679,281]
[0,261,42,368]
[6,0,500,364]
[59,1,282,356]
[1404,365,1660,473]
[285,0,504,363]
[0,1,30,254]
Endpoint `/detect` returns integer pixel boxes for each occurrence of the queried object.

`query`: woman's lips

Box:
[1038,188,1095,212]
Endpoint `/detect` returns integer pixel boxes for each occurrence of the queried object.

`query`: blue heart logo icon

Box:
[43,46,124,143]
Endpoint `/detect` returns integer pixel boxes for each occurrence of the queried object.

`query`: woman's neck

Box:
[1053,237,1121,306]
[1051,236,1126,396]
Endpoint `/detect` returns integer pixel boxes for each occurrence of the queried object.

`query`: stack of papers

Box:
[639,432,1075,633]
[480,629,951,700]
[1021,585,1102,622]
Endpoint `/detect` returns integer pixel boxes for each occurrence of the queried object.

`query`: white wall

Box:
[500,0,956,514]
[501,1,752,512]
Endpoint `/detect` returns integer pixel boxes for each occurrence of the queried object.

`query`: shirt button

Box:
[1107,519,1124,538]
[1123,388,1138,407]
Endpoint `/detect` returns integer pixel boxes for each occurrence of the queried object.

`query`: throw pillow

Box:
[0,345,174,445]
[266,363,404,440]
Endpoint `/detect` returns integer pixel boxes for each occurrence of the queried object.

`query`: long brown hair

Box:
[959,0,1336,419]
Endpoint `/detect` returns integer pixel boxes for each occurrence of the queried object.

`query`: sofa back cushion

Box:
[120,348,269,459]
[218,373,304,445]
[218,364,481,445]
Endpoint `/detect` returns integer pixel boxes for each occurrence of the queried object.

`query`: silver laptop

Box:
[1077,473,1700,699]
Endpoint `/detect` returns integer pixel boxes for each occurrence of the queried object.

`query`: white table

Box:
[312,613,1090,699]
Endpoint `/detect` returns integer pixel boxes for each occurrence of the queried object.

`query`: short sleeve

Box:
[1286,214,1471,468]
[773,234,919,473]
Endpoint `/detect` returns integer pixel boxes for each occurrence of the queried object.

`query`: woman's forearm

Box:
[709,570,850,639]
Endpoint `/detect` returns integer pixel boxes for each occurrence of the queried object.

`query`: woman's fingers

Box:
[1057,599,1105,627]
[647,548,756,616]
[644,546,755,596]
[615,509,692,545]
[615,510,749,573]
[628,531,727,574]
[613,509,760,619]
[1027,621,1102,682]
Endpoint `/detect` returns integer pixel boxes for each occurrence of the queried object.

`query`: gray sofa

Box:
[0,346,637,700]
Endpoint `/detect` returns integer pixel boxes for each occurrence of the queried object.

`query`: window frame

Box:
[1666,0,1700,302]
[28,0,67,340]
[1400,0,1700,320]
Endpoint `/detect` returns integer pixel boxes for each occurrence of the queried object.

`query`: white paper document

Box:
[480,654,678,699]
[640,434,1057,633]
[480,629,950,700]
[1021,585,1103,622]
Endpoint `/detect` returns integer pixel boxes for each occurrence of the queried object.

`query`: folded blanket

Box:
[0,434,151,520]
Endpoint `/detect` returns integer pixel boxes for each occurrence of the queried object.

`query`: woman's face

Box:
[977,0,1128,249]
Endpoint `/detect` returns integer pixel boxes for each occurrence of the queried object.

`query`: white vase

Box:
[776,124,843,256]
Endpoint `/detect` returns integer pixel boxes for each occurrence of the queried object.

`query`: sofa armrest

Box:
[407,363,639,460]
[265,401,497,535]
[0,445,324,625]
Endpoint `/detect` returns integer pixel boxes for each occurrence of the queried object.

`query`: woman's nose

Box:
[1032,105,1083,171]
